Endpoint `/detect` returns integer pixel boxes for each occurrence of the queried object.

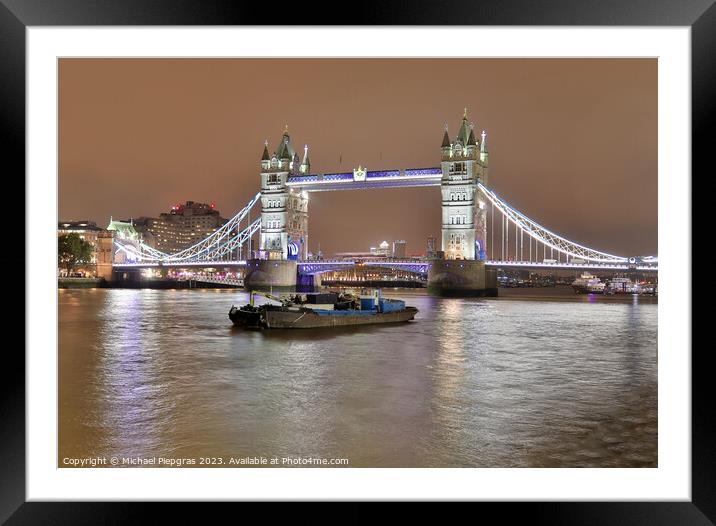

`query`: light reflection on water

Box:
[59,288,657,467]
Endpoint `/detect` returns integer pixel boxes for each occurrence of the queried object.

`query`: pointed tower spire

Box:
[276,125,295,161]
[456,108,471,145]
[467,124,477,146]
[441,125,451,148]
[300,144,311,174]
[280,141,291,160]
[261,140,270,161]
[480,129,489,165]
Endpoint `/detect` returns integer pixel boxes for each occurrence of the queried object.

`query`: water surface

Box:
[58,287,657,467]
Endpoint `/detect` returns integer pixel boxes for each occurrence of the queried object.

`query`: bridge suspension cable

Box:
[478,183,629,263]
[114,192,262,263]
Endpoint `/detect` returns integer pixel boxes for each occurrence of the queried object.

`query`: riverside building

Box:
[139,201,229,254]
[57,220,106,275]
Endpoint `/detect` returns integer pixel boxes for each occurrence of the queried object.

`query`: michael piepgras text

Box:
[62,456,350,467]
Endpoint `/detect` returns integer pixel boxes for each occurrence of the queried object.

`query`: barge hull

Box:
[264,307,418,329]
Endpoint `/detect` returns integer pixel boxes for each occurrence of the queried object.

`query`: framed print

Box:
[6,0,709,520]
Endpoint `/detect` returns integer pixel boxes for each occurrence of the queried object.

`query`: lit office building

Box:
[392,240,407,258]
[141,201,229,254]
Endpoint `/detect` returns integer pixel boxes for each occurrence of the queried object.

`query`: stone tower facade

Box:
[439,110,489,260]
[259,128,310,260]
[95,231,115,281]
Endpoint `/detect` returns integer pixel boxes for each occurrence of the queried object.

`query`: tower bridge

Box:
[109,110,657,295]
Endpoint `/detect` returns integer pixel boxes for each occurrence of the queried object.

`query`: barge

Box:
[229,289,418,329]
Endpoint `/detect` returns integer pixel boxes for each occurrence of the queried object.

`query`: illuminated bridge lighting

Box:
[484,260,658,271]
[113,193,261,264]
[286,167,443,192]
[477,183,633,264]
[114,260,248,269]
[108,170,656,273]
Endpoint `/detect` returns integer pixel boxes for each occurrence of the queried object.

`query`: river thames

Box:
[58,287,657,468]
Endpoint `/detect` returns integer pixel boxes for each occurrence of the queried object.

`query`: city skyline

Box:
[59,58,657,257]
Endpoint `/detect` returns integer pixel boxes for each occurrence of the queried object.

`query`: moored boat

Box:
[571,273,606,294]
[604,277,638,294]
[229,289,418,329]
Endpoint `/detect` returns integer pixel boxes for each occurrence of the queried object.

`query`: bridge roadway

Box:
[113,258,658,273]
[286,167,443,192]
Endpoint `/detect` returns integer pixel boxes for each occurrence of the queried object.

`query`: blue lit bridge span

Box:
[297,259,658,275]
[112,177,657,274]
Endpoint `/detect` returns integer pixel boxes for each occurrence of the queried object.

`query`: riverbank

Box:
[58,277,104,289]
[376,285,657,303]
[494,285,658,303]
[106,279,242,289]
[58,278,241,290]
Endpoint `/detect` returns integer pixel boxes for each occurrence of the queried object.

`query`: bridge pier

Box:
[427,259,498,297]
[112,267,143,283]
[243,259,297,291]
[296,272,322,292]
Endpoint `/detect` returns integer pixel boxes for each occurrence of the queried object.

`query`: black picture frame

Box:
[6,0,707,521]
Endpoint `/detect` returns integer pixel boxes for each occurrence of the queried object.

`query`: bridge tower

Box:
[429,110,496,296]
[246,127,309,290]
[439,109,489,260]
[258,127,309,261]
